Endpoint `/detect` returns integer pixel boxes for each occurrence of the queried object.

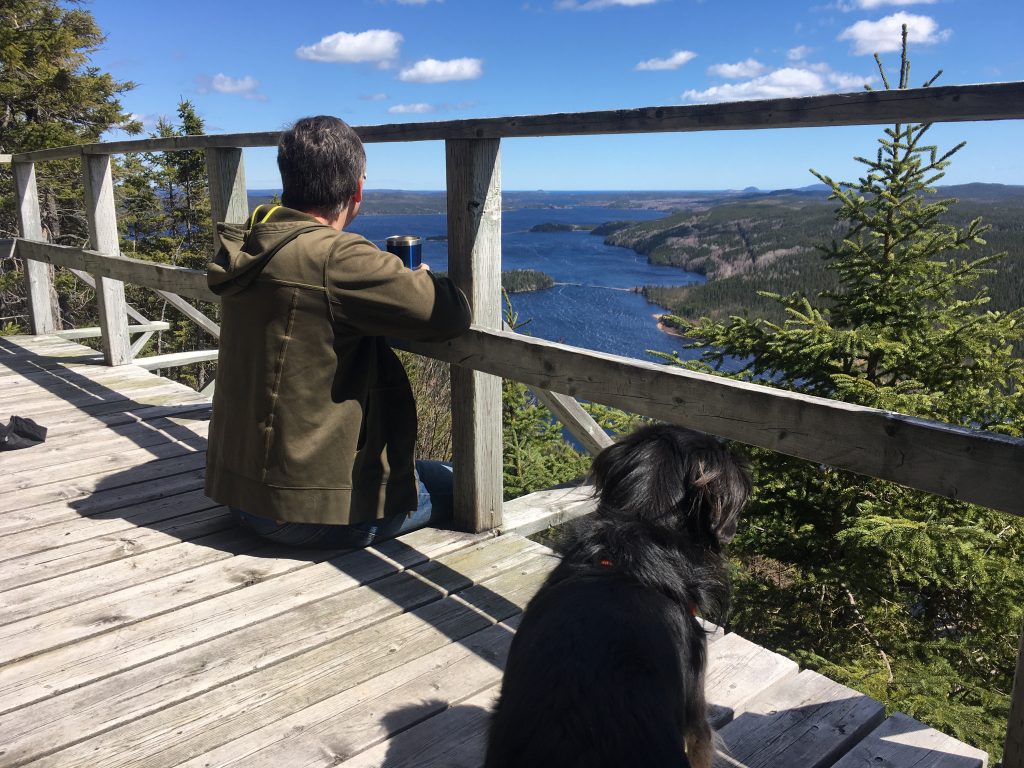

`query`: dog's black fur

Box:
[485,424,751,768]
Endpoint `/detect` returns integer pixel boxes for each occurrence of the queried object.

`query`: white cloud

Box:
[197,73,266,101]
[362,92,389,101]
[827,71,871,89]
[296,29,403,65]
[395,0,442,3]
[682,64,871,103]
[557,0,659,9]
[838,12,950,55]
[398,57,483,83]
[707,58,767,79]
[787,45,812,61]
[388,103,436,114]
[212,74,258,94]
[635,50,697,71]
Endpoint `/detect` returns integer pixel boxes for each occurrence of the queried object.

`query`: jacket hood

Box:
[208,206,328,296]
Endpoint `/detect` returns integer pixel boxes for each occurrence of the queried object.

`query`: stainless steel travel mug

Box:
[385,235,422,269]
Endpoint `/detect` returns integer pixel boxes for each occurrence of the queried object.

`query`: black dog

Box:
[485,424,751,768]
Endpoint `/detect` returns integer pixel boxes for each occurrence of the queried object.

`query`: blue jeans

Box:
[232,460,454,549]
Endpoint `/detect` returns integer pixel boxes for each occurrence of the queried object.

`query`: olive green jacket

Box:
[205,207,471,524]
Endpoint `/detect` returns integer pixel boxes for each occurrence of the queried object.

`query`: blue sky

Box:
[90,0,1023,191]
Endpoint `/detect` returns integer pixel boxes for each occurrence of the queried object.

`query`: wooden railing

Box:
[8,82,1024,764]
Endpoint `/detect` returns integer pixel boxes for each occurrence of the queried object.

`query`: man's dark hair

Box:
[277,116,366,217]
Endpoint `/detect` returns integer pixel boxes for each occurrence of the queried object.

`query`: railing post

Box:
[14,161,58,334]
[82,153,132,365]
[1005,623,1024,767]
[206,147,249,251]
[446,138,503,533]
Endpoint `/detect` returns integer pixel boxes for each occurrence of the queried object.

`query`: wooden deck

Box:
[0,334,989,767]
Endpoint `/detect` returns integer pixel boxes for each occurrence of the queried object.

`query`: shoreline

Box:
[653,313,688,339]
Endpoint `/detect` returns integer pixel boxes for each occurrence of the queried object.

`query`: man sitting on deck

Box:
[205,115,471,548]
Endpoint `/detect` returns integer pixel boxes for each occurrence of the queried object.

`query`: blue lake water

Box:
[348,206,705,363]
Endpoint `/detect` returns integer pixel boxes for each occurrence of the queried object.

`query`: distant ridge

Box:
[247,183,1024,215]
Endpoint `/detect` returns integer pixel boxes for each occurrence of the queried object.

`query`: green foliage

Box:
[0,0,138,331]
[665,32,1024,760]
[502,376,591,499]
[500,291,591,497]
[501,269,555,294]
[112,100,218,389]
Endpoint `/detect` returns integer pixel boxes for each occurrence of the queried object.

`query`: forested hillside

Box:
[624,186,1024,326]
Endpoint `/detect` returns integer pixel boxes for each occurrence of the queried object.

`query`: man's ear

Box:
[353,177,364,203]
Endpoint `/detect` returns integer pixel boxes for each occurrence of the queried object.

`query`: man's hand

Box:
[416,263,431,272]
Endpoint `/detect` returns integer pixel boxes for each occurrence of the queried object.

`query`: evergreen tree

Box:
[112,100,216,388]
[662,29,1024,758]
[0,0,138,332]
[499,293,591,496]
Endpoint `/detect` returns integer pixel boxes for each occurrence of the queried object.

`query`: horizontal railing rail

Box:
[14,240,1024,518]
[10,83,1024,162]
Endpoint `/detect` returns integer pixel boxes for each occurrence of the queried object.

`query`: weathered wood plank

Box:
[0,430,205,496]
[2,540,551,766]
[718,669,886,768]
[531,385,613,456]
[12,399,209,441]
[0,541,331,667]
[53,321,170,339]
[1,398,204,450]
[11,83,1024,161]
[500,484,596,538]
[0,361,175,400]
[406,327,1024,517]
[447,138,503,533]
[338,685,500,768]
[16,239,216,301]
[206,146,249,253]
[833,712,987,768]
[129,329,155,357]
[153,289,221,338]
[0,507,233,593]
[704,632,800,729]
[0,413,206,473]
[0,528,258,624]
[82,154,132,365]
[0,526,487,714]
[174,617,522,768]
[0,443,206,515]
[0,334,75,353]
[0,371,193,423]
[14,399,206,440]
[0,338,145,368]
[133,348,220,370]
[13,162,57,334]
[0,464,207,539]
[0,487,217,557]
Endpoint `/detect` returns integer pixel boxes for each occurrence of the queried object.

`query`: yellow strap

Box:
[248,204,282,227]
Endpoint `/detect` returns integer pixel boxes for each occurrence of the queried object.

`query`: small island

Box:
[528,222,596,233]
[502,269,556,293]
